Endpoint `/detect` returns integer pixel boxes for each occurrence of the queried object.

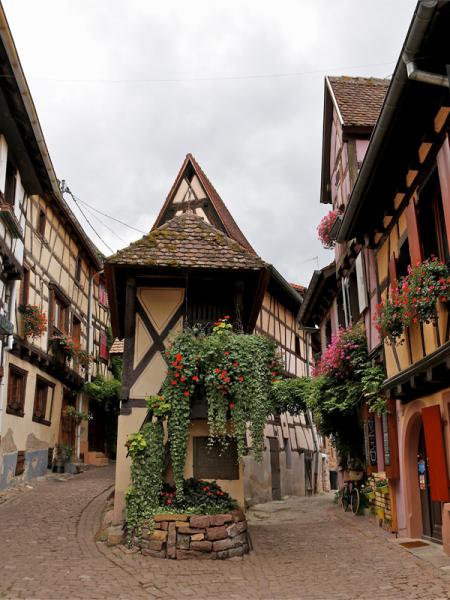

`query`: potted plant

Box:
[77,349,94,369]
[375,506,385,520]
[317,210,341,249]
[49,334,77,363]
[376,478,389,495]
[402,258,450,324]
[18,304,47,340]
[64,405,90,425]
[53,444,72,473]
[374,287,405,344]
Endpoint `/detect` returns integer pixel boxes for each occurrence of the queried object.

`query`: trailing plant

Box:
[201,319,281,461]
[402,258,450,324]
[163,330,201,500]
[360,365,386,414]
[147,394,172,418]
[272,325,387,468]
[270,377,309,415]
[77,349,94,369]
[317,209,341,249]
[125,420,164,542]
[83,376,121,412]
[374,258,450,343]
[374,287,405,343]
[49,334,77,360]
[18,304,47,339]
[64,405,90,422]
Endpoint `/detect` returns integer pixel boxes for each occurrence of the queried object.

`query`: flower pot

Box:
[376,508,385,520]
[348,470,364,481]
[366,491,375,500]
[377,485,389,495]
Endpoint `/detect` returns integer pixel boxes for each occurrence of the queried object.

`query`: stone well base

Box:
[134,510,249,560]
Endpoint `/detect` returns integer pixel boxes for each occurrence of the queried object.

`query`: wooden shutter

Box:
[389,253,398,290]
[355,253,368,312]
[437,135,450,247]
[99,331,109,360]
[422,405,450,502]
[383,399,399,480]
[406,197,422,265]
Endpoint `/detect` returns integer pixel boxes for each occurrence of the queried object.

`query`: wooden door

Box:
[419,426,443,543]
[269,437,281,500]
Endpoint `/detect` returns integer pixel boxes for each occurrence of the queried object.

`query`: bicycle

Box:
[339,479,361,515]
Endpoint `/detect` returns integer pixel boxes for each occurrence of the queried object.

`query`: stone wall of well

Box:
[134,510,249,560]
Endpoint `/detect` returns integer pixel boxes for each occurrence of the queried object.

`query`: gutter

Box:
[337,0,439,242]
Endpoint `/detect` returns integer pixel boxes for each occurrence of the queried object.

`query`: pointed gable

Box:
[153,154,256,254]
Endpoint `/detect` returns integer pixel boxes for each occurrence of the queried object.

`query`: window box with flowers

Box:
[374,258,450,344]
[77,349,94,370]
[49,334,77,363]
[18,304,47,340]
[317,210,342,249]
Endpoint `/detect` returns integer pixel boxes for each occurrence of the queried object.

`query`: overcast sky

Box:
[3,0,416,286]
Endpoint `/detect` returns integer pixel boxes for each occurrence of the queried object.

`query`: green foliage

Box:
[270,377,309,415]
[107,326,123,380]
[147,394,172,418]
[201,327,280,461]
[163,331,201,500]
[83,376,121,412]
[270,325,387,469]
[159,479,237,513]
[125,420,164,542]
[360,365,386,415]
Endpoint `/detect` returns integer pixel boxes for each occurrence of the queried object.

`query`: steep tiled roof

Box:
[109,338,124,354]
[107,212,266,271]
[153,154,256,254]
[290,282,306,296]
[327,76,389,128]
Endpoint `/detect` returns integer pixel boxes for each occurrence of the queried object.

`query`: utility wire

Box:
[60,183,115,254]
[71,194,147,235]
[78,200,128,245]
[0,60,395,85]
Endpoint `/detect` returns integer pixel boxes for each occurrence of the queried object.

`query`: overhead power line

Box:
[0,61,395,85]
[72,194,147,235]
[60,181,115,254]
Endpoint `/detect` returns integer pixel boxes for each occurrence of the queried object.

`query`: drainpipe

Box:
[404,60,449,88]
[0,279,16,440]
[303,326,321,493]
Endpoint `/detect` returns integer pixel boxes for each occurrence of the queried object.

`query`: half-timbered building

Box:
[335,2,450,550]
[106,155,327,524]
[0,7,111,489]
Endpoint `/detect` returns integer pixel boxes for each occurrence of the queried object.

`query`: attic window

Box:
[4,160,16,206]
[75,256,82,282]
[38,209,46,238]
[193,437,239,480]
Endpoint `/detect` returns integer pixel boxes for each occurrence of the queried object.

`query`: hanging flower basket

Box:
[317,210,341,249]
[18,304,47,339]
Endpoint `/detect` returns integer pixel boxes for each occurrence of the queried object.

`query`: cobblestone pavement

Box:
[1,466,450,600]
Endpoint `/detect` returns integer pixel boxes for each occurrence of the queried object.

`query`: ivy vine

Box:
[125,419,164,542]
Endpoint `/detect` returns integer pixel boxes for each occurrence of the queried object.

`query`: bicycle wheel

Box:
[350,487,360,515]
[341,486,350,512]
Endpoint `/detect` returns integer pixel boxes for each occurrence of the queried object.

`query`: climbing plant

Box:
[125,420,164,542]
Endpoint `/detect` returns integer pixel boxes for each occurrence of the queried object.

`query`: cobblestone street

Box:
[1,466,450,600]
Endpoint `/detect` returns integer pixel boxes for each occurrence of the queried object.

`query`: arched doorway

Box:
[418,424,443,543]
